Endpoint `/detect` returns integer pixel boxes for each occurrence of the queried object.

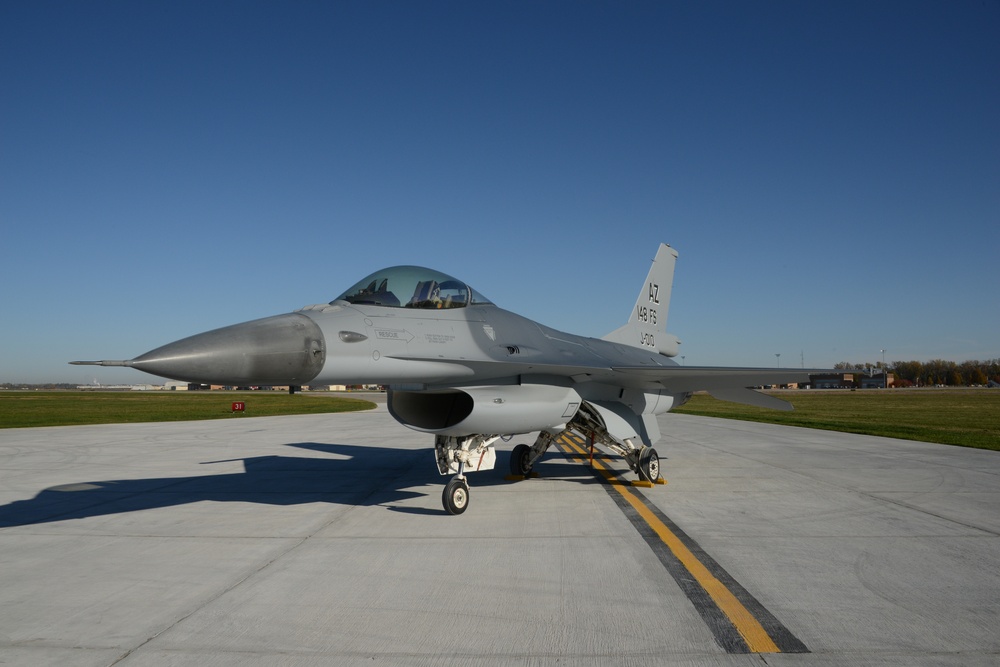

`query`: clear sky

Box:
[2,1,997,384]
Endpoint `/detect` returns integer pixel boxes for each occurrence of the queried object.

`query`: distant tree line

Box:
[833,359,1000,387]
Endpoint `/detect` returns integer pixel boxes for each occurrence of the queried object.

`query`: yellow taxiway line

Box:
[557,433,782,654]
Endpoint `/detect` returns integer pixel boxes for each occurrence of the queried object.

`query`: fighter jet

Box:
[73,244,816,514]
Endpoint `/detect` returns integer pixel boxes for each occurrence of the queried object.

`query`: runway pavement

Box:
[1,401,998,665]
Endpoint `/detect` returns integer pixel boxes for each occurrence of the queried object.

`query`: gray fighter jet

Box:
[73,244,816,514]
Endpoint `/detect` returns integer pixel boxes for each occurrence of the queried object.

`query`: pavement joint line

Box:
[109,445,429,664]
[687,430,1000,537]
[555,432,808,655]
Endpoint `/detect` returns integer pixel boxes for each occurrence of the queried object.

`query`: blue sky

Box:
[2,1,997,383]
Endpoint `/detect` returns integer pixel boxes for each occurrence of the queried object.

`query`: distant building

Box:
[809,372,894,389]
[810,373,854,389]
[860,372,895,389]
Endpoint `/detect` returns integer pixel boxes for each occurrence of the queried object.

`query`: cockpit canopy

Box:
[332,265,493,310]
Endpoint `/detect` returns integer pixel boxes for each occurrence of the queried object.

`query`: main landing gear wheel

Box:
[510,443,533,477]
[639,447,661,483]
[443,477,470,515]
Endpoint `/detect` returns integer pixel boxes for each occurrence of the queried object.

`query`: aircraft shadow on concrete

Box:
[0,441,597,527]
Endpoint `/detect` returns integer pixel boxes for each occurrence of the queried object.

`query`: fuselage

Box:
[300,299,680,390]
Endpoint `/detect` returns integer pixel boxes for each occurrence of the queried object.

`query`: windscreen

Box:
[332,265,492,309]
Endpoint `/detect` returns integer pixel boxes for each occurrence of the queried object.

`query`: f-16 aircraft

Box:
[73,244,816,514]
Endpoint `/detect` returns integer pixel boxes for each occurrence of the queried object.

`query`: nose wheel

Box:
[442,477,470,515]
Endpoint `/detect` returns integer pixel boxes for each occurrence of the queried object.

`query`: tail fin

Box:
[602,243,681,356]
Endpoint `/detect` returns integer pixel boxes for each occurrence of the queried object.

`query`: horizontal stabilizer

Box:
[708,387,793,411]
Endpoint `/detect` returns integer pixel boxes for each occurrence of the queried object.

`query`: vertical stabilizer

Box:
[602,243,681,356]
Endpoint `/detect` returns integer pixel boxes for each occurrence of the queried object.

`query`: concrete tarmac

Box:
[1,401,998,665]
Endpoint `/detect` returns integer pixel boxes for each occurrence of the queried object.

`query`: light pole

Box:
[881,349,886,388]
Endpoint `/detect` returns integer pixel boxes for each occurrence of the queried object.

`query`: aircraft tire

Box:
[443,478,470,515]
[639,447,660,482]
[510,444,532,477]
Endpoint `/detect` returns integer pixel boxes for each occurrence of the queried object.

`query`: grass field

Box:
[674,388,1000,451]
[0,391,376,429]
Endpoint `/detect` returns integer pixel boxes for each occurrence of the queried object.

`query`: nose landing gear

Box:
[442,476,470,515]
[435,435,499,515]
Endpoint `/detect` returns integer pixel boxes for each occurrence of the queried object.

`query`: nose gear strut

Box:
[435,435,499,515]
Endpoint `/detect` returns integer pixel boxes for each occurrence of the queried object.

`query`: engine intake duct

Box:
[387,384,582,436]
[387,389,474,431]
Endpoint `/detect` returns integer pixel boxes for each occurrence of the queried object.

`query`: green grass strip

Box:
[0,391,376,429]
[674,389,1000,451]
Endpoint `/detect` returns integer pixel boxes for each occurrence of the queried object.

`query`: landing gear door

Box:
[445,446,496,475]
[434,437,498,475]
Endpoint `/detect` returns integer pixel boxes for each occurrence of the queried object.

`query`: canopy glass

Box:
[332,265,493,309]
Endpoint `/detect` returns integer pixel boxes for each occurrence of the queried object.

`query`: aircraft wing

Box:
[386,353,818,411]
[610,365,822,411]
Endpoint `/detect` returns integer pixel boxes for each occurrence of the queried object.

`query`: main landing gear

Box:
[512,433,661,485]
[567,404,662,484]
[509,432,557,478]
[614,441,661,484]
[637,446,660,483]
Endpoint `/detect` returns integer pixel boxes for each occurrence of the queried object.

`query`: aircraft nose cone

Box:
[129,313,326,386]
